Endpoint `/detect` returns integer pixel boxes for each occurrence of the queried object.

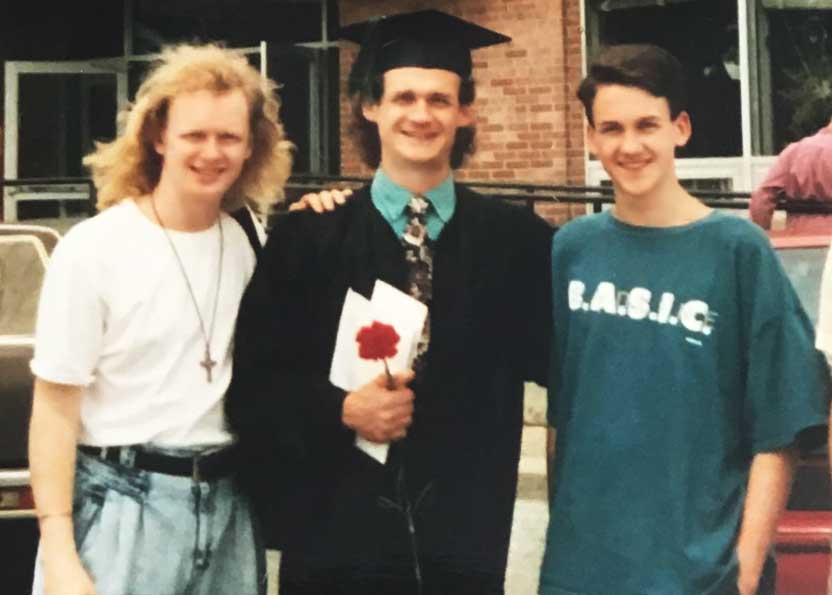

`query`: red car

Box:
[770,233,832,595]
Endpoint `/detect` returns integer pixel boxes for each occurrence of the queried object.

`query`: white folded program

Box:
[329,280,428,464]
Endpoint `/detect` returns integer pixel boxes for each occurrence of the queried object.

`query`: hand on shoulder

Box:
[289,188,354,214]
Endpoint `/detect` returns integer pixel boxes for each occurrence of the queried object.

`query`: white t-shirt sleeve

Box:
[30,232,104,387]
[816,244,832,367]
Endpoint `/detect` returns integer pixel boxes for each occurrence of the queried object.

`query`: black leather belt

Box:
[78,445,236,481]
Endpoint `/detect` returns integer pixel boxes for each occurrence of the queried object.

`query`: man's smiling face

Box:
[362,66,474,177]
[587,83,691,202]
[154,88,252,207]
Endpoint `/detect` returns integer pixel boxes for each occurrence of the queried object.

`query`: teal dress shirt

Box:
[370,169,456,241]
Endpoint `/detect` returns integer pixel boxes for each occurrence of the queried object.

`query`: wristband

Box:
[37,512,72,522]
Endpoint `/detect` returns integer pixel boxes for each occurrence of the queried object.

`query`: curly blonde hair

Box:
[84,43,293,213]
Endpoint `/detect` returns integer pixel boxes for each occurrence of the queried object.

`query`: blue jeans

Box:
[33,447,266,595]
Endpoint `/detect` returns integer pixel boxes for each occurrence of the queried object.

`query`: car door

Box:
[0,225,57,591]
[771,234,832,595]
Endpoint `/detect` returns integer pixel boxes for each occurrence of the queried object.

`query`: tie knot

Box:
[403,195,431,247]
[407,195,430,217]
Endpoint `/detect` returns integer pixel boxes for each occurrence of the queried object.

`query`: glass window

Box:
[131,0,327,53]
[127,0,341,174]
[750,1,832,154]
[13,72,116,219]
[585,0,742,158]
[267,46,339,174]
[18,74,116,179]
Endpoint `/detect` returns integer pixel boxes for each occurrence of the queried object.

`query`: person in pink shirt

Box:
[750,117,832,233]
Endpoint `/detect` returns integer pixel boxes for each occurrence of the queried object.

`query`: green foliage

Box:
[778,16,832,141]
[780,59,832,140]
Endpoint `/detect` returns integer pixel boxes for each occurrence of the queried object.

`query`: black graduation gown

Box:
[226,185,553,589]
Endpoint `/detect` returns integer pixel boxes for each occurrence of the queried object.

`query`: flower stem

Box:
[383,358,394,390]
[398,466,423,595]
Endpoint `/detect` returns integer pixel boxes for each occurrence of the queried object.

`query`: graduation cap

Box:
[339,9,511,97]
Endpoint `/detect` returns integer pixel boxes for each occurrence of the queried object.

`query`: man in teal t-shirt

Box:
[540,45,830,595]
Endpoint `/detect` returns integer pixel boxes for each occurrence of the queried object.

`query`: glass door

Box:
[3,60,126,221]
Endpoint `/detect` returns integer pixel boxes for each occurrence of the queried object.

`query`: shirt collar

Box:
[371,169,456,223]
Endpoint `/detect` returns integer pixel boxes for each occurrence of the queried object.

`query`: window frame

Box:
[580,0,789,192]
[123,0,340,175]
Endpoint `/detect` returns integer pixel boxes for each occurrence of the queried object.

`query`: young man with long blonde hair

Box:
[28,44,292,595]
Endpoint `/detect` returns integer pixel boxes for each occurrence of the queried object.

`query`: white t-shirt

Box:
[31,200,258,447]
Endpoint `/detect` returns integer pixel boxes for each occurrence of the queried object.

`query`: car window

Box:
[777,246,827,327]
[0,235,49,336]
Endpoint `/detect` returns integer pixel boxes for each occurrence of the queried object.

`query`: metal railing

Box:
[287,174,759,213]
[1,178,97,222]
[4,175,832,221]
[287,174,832,217]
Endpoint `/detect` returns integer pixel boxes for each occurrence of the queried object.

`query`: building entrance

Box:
[3,61,123,221]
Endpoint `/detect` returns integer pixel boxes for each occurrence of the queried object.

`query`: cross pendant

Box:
[200,347,216,382]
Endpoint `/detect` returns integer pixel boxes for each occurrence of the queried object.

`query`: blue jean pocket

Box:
[72,491,105,553]
[72,452,146,551]
[72,459,111,549]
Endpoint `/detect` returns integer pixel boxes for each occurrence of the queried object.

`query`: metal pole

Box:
[737,0,754,191]
[123,0,134,58]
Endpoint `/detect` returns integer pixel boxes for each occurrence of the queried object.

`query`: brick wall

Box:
[338,0,587,225]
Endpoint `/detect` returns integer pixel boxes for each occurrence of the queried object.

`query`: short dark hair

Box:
[348,70,477,170]
[577,44,688,127]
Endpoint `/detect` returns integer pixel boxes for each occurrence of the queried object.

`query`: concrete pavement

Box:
[506,425,550,595]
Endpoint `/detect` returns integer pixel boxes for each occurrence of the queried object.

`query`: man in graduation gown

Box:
[226,10,554,595]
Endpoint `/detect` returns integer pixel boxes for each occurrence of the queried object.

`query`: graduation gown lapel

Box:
[339,190,409,300]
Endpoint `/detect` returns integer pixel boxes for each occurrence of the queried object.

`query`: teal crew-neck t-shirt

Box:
[541,211,829,595]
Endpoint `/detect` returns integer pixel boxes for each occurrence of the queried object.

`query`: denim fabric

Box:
[33,447,266,595]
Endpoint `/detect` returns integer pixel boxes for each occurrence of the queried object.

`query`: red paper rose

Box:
[356,321,400,360]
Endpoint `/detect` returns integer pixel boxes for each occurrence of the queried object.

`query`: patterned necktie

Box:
[401,195,434,372]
